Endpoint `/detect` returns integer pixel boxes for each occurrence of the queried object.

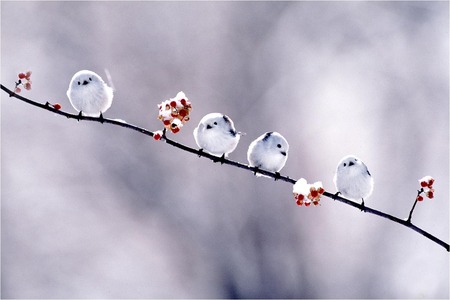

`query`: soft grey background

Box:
[1,1,449,298]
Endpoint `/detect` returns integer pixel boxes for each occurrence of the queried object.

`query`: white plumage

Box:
[67,70,113,117]
[193,113,241,157]
[334,155,374,204]
[247,131,289,176]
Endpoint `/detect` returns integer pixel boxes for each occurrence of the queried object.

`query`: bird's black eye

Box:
[277,144,282,148]
[77,81,81,85]
[343,163,347,167]
[213,122,217,125]
[89,77,92,81]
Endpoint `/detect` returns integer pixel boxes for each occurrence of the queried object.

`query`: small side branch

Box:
[407,188,424,223]
[1,83,448,252]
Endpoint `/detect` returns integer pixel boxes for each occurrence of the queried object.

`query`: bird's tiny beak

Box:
[82,80,89,85]
[349,161,355,166]
[281,151,287,156]
[206,124,213,129]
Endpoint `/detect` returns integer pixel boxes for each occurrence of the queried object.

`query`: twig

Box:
[407,188,424,223]
[1,83,449,252]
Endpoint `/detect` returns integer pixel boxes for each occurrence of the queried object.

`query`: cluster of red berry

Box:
[157,91,192,134]
[293,178,325,206]
[15,71,32,93]
[417,176,435,201]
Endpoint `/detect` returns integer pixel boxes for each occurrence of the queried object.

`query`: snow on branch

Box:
[1,82,448,252]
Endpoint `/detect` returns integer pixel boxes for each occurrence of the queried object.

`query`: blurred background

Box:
[1,1,448,298]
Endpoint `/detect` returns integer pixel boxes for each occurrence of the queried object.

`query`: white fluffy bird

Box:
[333,155,374,207]
[66,70,113,119]
[193,113,241,159]
[247,131,289,177]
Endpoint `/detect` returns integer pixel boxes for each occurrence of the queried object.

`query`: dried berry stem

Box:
[1,83,448,252]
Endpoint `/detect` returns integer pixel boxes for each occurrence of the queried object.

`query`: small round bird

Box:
[66,70,114,119]
[333,155,374,209]
[193,113,241,160]
[247,131,289,177]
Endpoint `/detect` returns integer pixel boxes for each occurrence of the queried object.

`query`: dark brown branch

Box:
[2,83,448,252]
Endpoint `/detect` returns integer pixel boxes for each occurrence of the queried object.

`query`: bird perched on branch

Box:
[66,70,113,120]
[334,155,374,209]
[193,113,241,161]
[247,131,289,178]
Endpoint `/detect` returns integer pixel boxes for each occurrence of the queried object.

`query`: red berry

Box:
[170,101,177,108]
[179,109,187,117]
[180,99,186,106]
[416,195,424,202]
[305,201,311,207]
[25,71,32,78]
[163,120,171,126]
[296,199,303,206]
[171,127,180,134]
[153,130,164,140]
[426,191,434,199]
[24,82,32,90]
[18,73,26,79]
[310,190,319,198]
[53,103,62,110]
[420,181,428,188]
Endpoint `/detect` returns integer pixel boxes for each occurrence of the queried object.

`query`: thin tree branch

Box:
[2,83,449,252]
[407,188,424,223]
